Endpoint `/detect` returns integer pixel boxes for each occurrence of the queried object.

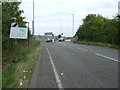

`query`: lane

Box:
[43,42,118,88]
[59,41,118,61]
[64,41,118,59]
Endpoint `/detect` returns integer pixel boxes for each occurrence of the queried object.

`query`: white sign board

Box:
[10,27,28,39]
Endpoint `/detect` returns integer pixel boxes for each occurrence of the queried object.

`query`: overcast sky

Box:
[20,0,119,37]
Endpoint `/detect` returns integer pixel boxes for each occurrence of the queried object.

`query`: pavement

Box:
[28,41,118,88]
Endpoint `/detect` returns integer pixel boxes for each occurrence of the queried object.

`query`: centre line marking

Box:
[78,48,88,51]
[95,53,119,62]
[45,47,64,89]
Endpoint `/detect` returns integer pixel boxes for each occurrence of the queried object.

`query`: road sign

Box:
[10,27,28,39]
[11,22,18,27]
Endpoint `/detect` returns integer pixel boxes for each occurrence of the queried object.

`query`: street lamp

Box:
[72,14,74,37]
[68,13,74,37]
[32,0,35,35]
[118,1,120,15]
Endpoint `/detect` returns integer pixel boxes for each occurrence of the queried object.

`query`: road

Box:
[28,41,118,88]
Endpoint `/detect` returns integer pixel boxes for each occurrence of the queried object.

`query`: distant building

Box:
[44,32,54,38]
[44,32,54,36]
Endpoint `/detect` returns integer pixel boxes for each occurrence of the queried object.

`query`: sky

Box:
[20,0,119,37]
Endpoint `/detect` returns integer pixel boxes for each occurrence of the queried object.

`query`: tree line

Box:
[75,14,119,46]
[2,2,31,55]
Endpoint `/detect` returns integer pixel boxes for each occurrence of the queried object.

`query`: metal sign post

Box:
[10,19,18,52]
[10,27,28,39]
[10,17,28,52]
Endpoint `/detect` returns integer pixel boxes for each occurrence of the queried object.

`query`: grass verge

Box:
[71,38,120,49]
[2,38,43,88]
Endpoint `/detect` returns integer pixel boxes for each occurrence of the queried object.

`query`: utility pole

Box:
[60,23,62,34]
[72,14,74,37]
[118,1,120,15]
[32,0,34,35]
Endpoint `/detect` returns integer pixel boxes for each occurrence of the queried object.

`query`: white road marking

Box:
[78,48,88,51]
[95,53,119,62]
[45,47,64,89]
[58,43,119,62]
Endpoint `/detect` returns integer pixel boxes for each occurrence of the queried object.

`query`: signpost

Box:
[10,27,28,39]
[10,18,28,39]
[10,17,29,62]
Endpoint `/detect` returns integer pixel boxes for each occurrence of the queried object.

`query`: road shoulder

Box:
[28,45,58,88]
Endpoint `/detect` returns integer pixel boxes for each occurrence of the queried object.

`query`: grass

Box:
[35,37,47,42]
[2,38,43,88]
[71,38,120,49]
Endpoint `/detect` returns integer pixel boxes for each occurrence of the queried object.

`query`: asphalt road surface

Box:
[28,41,118,88]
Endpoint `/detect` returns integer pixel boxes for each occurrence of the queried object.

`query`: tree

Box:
[2,2,27,52]
[75,14,118,45]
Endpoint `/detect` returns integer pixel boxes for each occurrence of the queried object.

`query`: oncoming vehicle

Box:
[59,38,65,42]
[46,38,55,42]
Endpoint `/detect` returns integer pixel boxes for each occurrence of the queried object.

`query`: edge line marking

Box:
[45,47,64,89]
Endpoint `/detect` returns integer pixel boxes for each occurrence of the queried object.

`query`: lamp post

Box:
[25,22,30,51]
[11,17,18,51]
[118,1,120,15]
[32,0,35,35]
[68,13,74,37]
[72,14,74,37]
[60,23,62,34]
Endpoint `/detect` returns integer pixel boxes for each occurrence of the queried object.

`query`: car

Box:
[46,38,51,42]
[46,38,55,42]
[59,38,65,42]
